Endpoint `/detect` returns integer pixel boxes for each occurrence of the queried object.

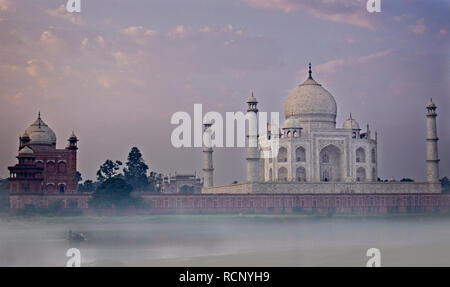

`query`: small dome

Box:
[69,130,78,140]
[24,112,57,147]
[427,98,436,109]
[343,114,360,130]
[247,92,257,103]
[19,146,34,155]
[284,65,337,124]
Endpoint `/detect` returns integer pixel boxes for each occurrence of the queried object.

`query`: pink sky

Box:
[0,0,448,184]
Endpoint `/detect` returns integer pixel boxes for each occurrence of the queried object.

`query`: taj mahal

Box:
[260,64,377,183]
[202,64,442,195]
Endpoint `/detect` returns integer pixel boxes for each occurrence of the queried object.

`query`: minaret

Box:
[202,121,214,188]
[246,92,259,182]
[426,99,440,183]
[66,131,79,194]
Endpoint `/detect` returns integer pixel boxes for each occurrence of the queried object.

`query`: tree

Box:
[89,177,135,210]
[147,172,160,193]
[96,160,123,182]
[76,171,83,184]
[123,147,149,191]
[76,171,83,191]
[79,180,96,193]
[441,177,450,193]
[0,179,9,212]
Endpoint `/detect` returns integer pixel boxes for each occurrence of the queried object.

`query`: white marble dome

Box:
[24,113,57,147]
[342,115,360,130]
[284,75,337,124]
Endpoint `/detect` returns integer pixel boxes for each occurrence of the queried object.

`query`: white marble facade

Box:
[259,64,378,183]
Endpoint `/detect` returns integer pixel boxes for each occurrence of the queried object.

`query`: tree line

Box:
[77,146,160,212]
[77,146,161,193]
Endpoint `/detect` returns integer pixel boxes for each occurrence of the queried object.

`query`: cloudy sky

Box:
[0,0,448,184]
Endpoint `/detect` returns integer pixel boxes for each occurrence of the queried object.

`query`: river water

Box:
[1,215,450,266]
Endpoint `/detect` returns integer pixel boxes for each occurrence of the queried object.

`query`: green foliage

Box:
[147,172,161,193]
[179,185,195,194]
[78,179,96,193]
[442,177,450,193]
[89,177,137,210]
[76,171,83,184]
[96,160,123,182]
[0,179,9,213]
[400,178,415,182]
[124,147,149,191]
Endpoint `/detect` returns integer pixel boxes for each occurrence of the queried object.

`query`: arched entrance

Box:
[356,167,366,182]
[278,167,288,181]
[319,145,342,182]
[356,147,366,163]
[278,147,287,162]
[296,167,306,182]
[296,146,306,162]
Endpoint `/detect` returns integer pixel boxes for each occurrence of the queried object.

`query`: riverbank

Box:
[2,212,450,224]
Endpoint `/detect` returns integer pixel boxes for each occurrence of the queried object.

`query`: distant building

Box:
[8,113,82,209]
[161,173,202,194]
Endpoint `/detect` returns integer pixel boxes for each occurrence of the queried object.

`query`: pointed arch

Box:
[356,167,366,182]
[356,147,366,163]
[278,167,288,181]
[319,144,343,182]
[277,147,287,162]
[296,146,306,162]
[296,167,306,182]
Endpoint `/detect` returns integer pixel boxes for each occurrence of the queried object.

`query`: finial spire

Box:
[308,62,312,79]
[38,111,41,128]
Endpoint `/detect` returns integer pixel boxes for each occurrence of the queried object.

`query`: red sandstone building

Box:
[8,113,79,209]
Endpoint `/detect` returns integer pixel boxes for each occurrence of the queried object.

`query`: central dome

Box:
[24,112,57,148]
[284,64,337,130]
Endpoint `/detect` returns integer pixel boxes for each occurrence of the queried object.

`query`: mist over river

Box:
[1,215,450,267]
